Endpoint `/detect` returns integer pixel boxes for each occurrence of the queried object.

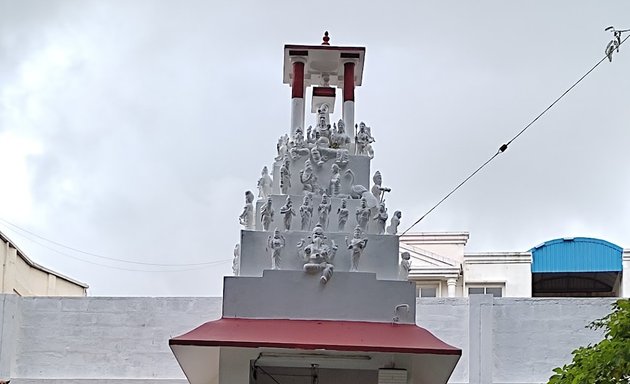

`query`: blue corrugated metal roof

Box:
[530,237,622,273]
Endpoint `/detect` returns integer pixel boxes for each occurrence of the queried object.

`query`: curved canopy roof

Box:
[530,237,622,273]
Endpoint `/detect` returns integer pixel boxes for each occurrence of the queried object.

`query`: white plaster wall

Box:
[0,295,622,384]
[491,298,615,384]
[13,297,222,382]
[463,262,531,297]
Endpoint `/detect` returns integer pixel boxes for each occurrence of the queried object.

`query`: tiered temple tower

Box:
[170,33,461,384]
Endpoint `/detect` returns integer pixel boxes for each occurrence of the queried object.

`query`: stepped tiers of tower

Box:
[235,105,408,283]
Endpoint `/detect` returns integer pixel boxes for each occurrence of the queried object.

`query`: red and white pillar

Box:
[290,59,306,136]
[342,61,355,135]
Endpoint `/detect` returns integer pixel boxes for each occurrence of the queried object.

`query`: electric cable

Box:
[400,33,629,236]
[0,217,223,267]
[0,222,230,273]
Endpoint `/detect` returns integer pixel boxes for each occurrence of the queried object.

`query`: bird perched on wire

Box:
[605,26,629,62]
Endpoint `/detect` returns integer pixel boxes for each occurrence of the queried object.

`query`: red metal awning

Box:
[170,317,460,356]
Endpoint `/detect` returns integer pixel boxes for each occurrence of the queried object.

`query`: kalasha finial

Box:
[322,31,330,46]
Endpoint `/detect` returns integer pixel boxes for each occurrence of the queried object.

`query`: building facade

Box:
[403,233,630,298]
[0,230,88,297]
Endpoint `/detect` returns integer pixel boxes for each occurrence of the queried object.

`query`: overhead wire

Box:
[0,223,231,273]
[400,33,630,236]
[0,217,225,267]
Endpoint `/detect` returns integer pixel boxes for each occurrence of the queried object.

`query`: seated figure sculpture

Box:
[330,119,351,149]
[297,224,338,284]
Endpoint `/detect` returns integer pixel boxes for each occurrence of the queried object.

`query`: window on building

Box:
[416,285,438,297]
[467,286,503,297]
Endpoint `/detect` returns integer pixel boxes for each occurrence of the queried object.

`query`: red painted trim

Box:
[170,318,461,356]
[292,61,305,99]
[313,87,336,97]
[343,62,355,101]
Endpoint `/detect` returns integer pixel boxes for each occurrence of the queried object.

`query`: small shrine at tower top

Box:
[283,31,366,135]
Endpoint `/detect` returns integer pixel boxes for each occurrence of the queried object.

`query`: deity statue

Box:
[279,196,296,231]
[280,158,291,194]
[373,202,388,235]
[275,134,289,161]
[310,146,326,167]
[257,166,273,199]
[317,194,332,230]
[267,228,286,270]
[330,119,351,149]
[299,195,313,231]
[346,226,368,272]
[232,243,240,276]
[306,126,316,145]
[329,163,341,197]
[334,149,349,168]
[399,252,412,280]
[290,127,310,159]
[355,122,375,158]
[387,211,402,235]
[371,171,382,201]
[297,224,338,284]
[337,198,349,231]
[238,191,255,229]
[316,106,331,139]
[299,158,320,194]
[355,197,371,232]
[260,197,274,231]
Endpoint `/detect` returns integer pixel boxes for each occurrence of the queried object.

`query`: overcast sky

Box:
[1,1,629,296]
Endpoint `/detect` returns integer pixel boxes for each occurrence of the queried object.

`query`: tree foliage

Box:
[548,299,630,384]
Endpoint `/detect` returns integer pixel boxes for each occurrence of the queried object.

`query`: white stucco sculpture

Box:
[275,134,289,161]
[279,196,296,231]
[337,198,349,232]
[310,146,326,167]
[317,193,332,230]
[346,226,368,272]
[399,251,412,280]
[355,197,371,232]
[355,122,375,158]
[299,158,320,194]
[373,202,389,235]
[339,169,378,208]
[297,224,338,284]
[257,166,273,200]
[238,191,255,229]
[330,119,351,149]
[299,195,313,231]
[267,228,286,270]
[290,127,310,159]
[371,171,382,201]
[334,149,349,168]
[387,211,402,235]
[329,163,341,197]
[232,243,240,276]
[279,157,291,194]
[260,197,274,231]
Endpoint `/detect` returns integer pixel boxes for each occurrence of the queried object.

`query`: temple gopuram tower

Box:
[170,33,461,384]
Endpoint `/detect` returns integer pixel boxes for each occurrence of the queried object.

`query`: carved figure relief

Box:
[355,197,371,232]
[337,198,349,231]
[297,224,338,284]
[299,195,313,231]
[317,194,332,230]
[373,202,388,235]
[238,191,255,229]
[387,211,402,235]
[267,228,286,270]
[280,158,291,194]
[279,196,296,231]
[257,166,273,199]
[260,197,274,231]
[346,226,368,272]
[399,251,412,280]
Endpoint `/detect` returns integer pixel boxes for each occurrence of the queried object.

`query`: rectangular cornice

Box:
[464,252,532,264]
